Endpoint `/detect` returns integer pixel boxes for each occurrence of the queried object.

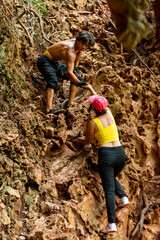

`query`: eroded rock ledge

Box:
[106,0,152,49]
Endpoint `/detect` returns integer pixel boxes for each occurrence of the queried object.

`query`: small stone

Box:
[5,186,20,198]
[34,166,42,185]
[58,128,67,144]
[2,209,11,225]
[41,202,59,214]
[45,127,54,137]
[0,199,5,209]
[19,236,26,240]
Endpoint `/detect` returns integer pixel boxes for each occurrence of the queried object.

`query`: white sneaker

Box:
[100,223,117,233]
[119,196,130,207]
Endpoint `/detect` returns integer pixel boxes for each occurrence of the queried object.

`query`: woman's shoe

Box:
[100,223,117,234]
[119,196,130,207]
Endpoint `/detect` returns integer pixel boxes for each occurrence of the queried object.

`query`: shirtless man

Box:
[37,30,95,114]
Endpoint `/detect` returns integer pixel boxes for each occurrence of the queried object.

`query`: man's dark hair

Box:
[76,30,95,47]
[94,109,107,116]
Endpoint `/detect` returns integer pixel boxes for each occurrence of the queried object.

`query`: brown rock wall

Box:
[0,0,160,240]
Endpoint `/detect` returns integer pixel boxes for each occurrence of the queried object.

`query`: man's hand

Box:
[83,83,92,89]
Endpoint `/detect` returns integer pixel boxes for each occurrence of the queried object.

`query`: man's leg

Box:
[37,55,59,113]
[68,84,79,105]
[46,88,54,113]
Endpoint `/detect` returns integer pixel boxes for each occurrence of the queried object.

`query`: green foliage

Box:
[24,0,48,15]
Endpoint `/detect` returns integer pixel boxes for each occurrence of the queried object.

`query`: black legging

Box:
[98,146,127,223]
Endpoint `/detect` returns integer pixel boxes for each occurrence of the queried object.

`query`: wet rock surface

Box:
[0,0,160,240]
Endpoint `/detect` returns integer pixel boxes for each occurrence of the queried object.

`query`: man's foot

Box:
[119,196,130,208]
[100,223,117,234]
[46,108,65,115]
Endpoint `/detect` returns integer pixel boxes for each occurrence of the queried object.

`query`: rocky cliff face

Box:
[0,0,160,240]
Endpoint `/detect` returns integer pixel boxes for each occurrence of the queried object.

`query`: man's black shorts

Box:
[37,55,69,91]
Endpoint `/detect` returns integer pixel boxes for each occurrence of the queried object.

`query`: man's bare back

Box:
[43,39,77,62]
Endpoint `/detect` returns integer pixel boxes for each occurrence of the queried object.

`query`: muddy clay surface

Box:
[0,0,160,240]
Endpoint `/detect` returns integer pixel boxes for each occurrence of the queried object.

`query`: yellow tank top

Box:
[93,111,119,145]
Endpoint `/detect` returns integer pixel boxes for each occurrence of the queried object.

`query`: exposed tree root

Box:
[75,11,93,14]
[13,2,54,46]
[42,1,64,19]
[30,8,53,45]
[95,0,116,28]
[18,18,33,47]
[0,0,8,18]
[131,192,149,237]
[133,49,159,81]
[14,6,33,46]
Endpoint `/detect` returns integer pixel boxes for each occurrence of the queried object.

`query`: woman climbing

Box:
[77,84,129,234]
